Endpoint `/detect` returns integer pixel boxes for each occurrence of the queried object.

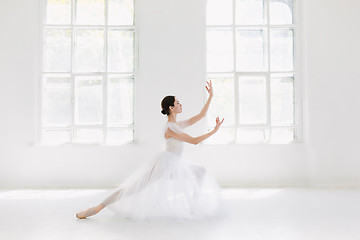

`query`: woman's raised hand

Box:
[205,80,213,97]
[214,117,224,132]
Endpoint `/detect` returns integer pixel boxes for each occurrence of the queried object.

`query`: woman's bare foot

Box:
[76,204,105,219]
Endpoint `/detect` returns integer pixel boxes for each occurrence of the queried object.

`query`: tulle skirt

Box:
[100,151,227,221]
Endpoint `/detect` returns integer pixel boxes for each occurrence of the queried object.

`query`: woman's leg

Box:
[101,162,158,207]
[100,188,123,206]
[76,163,159,219]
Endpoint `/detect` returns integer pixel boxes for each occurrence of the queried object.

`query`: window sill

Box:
[202,140,304,146]
[29,141,137,147]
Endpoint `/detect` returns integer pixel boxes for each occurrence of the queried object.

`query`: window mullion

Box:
[265,0,271,143]
[103,0,109,144]
[294,0,302,142]
[70,0,76,144]
[234,71,239,143]
[38,0,45,145]
[232,0,238,143]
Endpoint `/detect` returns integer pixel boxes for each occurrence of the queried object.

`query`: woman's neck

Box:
[168,114,177,123]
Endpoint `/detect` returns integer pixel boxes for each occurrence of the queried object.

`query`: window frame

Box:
[37,0,139,146]
[204,0,303,144]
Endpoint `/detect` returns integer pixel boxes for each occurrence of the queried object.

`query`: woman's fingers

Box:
[215,117,224,125]
[206,81,212,93]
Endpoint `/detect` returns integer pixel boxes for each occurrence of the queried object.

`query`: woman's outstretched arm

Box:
[166,116,224,145]
[187,80,213,127]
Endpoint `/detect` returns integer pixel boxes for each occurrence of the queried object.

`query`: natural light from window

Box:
[205,0,300,144]
[40,0,135,145]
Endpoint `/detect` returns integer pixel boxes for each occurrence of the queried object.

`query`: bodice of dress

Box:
[164,122,185,156]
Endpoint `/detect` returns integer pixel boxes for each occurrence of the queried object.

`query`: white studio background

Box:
[0,0,360,189]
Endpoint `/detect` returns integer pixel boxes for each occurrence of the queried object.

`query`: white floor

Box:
[1,188,360,240]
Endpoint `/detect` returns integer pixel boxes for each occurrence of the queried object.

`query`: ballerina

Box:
[76,80,225,220]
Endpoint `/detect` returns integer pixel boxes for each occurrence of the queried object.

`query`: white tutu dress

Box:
[99,120,226,221]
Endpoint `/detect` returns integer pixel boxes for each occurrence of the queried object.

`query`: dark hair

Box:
[161,95,175,116]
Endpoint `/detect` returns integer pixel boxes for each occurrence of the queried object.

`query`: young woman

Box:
[76,80,225,221]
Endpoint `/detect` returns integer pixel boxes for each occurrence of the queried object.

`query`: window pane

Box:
[206,0,232,25]
[41,0,136,146]
[237,128,269,143]
[75,29,105,72]
[75,76,103,124]
[270,0,293,25]
[108,0,134,25]
[207,29,233,72]
[239,76,267,124]
[108,77,134,125]
[74,129,103,143]
[271,74,294,125]
[108,30,134,72]
[45,29,71,72]
[46,0,71,24]
[207,76,235,126]
[41,129,70,145]
[236,29,267,71]
[43,75,71,126]
[106,129,133,144]
[76,0,105,25]
[270,128,294,143]
[236,0,265,25]
[204,128,235,144]
[270,28,293,71]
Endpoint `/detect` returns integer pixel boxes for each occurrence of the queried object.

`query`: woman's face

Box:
[171,97,182,114]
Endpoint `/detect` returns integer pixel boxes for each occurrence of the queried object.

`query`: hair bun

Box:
[161,109,166,115]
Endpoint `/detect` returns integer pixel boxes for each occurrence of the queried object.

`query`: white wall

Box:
[304,0,360,186]
[0,0,359,189]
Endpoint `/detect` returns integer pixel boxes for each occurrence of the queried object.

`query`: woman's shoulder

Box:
[166,121,179,129]
[167,120,189,128]
[166,121,178,126]
[166,121,185,133]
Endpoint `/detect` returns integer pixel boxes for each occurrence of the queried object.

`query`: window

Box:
[39,0,136,145]
[205,0,301,144]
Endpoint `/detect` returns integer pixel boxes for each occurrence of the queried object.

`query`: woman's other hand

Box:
[205,80,213,97]
[214,117,224,132]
